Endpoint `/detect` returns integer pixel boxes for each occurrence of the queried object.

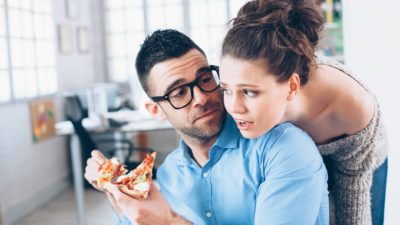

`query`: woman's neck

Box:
[283,68,333,127]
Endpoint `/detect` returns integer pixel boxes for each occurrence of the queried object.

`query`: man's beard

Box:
[180,117,223,139]
[173,101,225,140]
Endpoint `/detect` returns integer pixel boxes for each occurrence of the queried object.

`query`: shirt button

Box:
[203,172,209,178]
[206,212,212,218]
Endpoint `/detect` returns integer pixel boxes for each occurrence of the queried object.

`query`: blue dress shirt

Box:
[117,116,329,225]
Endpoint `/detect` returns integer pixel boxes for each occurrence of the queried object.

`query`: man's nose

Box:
[191,86,209,106]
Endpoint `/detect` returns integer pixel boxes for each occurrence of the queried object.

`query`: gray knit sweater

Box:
[316,57,388,225]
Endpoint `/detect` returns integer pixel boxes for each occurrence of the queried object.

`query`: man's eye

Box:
[244,90,258,97]
[199,74,212,84]
[169,87,188,98]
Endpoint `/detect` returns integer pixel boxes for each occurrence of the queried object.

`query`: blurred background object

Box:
[0,0,399,225]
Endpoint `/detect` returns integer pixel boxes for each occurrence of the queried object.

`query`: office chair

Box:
[64,95,155,188]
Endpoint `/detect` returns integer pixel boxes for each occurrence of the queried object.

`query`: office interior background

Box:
[0,0,399,225]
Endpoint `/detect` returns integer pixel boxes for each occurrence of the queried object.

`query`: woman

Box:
[219,1,388,225]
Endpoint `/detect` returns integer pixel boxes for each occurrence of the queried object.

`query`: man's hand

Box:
[84,150,106,190]
[104,181,192,225]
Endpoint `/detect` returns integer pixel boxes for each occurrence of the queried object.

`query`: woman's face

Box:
[219,56,291,139]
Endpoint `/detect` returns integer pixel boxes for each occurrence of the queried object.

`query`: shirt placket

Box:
[200,166,216,225]
[200,146,222,225]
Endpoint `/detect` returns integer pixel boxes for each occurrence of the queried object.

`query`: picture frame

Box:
[30,99,56,143]
[57,24,73,54]
[76,26,89,53]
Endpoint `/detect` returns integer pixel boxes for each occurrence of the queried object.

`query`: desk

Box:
[56,111,173,225]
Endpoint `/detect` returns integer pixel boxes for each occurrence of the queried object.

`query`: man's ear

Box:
[145,100,166,120]
[287,73,300,101]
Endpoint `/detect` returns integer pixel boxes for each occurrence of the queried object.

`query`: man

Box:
[85,29,329,225]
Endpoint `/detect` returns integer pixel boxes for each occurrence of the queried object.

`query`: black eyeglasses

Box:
[151,65,220,109]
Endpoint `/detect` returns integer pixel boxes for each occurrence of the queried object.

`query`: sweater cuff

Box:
[331,170,372,225]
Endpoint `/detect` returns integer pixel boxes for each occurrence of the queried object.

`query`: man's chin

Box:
[181,122,222,140]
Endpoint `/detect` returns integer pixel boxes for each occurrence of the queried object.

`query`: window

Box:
[104,0,185,83]
[189,0,227,64]
[104,0,146,83]
[104,0,249,82]
[0,1,11,102]
[0,0,57,102]
[147,0,183,33]
[228,0,250,19]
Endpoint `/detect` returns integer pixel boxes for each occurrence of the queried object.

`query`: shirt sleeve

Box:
[255,126,329,225]
[113,213,133,225]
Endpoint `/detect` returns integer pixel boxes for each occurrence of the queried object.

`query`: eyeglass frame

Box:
[150,65,220,109]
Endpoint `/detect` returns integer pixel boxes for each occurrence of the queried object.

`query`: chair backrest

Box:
[64,95,86,122]
[65,95,97,160]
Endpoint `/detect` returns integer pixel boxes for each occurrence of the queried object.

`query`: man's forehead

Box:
[148,50,208,94]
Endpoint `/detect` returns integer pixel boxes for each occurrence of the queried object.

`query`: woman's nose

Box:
[225,93,246,114]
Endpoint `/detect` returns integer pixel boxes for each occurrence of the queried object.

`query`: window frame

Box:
[0,0,57,106]
[103,0,244,83]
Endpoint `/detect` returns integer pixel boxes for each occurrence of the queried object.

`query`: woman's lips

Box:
[235,119,254,130]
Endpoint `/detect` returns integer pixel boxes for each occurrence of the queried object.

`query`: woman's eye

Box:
[221,88,232,96]
[244,90,258,97]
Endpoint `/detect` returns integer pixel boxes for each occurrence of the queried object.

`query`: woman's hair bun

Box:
[222,0,324,85]
[233,0,324,48]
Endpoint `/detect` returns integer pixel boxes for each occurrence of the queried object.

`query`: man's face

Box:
[147,49,224,140]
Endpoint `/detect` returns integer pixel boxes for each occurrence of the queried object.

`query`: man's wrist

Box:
[167,210,192,225]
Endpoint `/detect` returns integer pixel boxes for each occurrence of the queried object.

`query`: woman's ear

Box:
[145,100,166,120]
[287,73,300,101]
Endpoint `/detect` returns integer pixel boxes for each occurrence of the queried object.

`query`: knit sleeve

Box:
[330,167,373,225]
[318,106,388,225]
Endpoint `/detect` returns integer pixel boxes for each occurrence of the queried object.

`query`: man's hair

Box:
[135,29,206,95]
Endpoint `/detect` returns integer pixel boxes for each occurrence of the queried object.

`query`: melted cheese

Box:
[134,182,150,192]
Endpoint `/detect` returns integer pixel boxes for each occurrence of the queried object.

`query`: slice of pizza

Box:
[97,157,128,190]
[113,152,156,199]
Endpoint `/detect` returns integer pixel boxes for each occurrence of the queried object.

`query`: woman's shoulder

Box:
[255,122,324,176]
[256,122,317,153]
[313,57,376,135]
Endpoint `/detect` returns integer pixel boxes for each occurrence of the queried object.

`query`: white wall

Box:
[342,0,400,224]
[0,0,105,224]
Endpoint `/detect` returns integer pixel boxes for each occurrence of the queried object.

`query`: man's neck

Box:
[179,133,218,168]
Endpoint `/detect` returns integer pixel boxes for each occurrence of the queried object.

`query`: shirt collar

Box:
[214,114,240,149]
[175,115,241,166]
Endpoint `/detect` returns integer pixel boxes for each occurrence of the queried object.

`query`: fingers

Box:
[150,180,159,190]
[91,150,106,164]
[148,181,160,197]
[104,183,138,206]
[84,152,105,189]
[103,183,127,204]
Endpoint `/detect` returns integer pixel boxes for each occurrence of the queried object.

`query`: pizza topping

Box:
[135,174,147,183]
[134,182,150,192]
[98,152,156,199]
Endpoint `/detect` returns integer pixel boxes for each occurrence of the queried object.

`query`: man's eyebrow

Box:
[164,78,186,95]
[195,66,210,77]
[164,66,210,94]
